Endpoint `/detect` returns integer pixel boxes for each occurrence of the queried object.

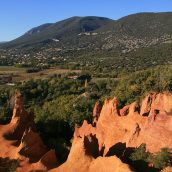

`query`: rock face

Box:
[50,134,132,172]
[93,101,102,126]
[51,92,172,172]
[17,128,47,162]
[4,92,35,140]
[0,92,58,172]
[0,92,172,172]
[88,156,132,172]
[140,92,172,116]
[39,150,58,169]
[74,120,96,138]
[161,167,172,172]
[17,150,58,172]
[94,92,172,154]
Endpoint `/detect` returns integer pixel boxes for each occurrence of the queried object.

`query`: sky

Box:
[0,0,172,41]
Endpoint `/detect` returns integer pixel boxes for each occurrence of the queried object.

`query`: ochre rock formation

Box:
[140,92,172,116]
[54,92,172,172]
[39,150,58,169]
[74,120,96,138]
[50,134,132,172]
[0,92,172,171]
[17,128,47,162]
[93,100,102,125]
[88,156,132,172]
[93,92,172,154]
[17,150,58,172]
[0,93,58,171]
[161,167,172,172]
[3,92,35,140]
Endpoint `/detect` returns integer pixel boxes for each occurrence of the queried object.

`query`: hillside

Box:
[1,12,172,50]
[1,12,172,75]
[1,16,112,48]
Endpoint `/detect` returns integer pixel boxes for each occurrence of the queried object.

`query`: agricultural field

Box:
[0,66,81,84]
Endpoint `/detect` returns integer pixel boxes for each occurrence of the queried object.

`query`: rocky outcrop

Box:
[94,92,172,153]
[93,101,102,125]
[17,150,58,172]
[0,92,172,171]
[120,104,130,116]
[17,128,47,162]
[161,167,172,172]
[50,134,132,172]
[39,150,58,169]
[0,93,58,171]
[140,92,172,116]
[74,120,96,138]
[4,92,35,140]
[88,156,132,172]
[51,92,172,172]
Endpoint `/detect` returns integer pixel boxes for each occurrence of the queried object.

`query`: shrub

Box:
[7,161,19,172]
[153,148,171,169]
[130,144,150,161]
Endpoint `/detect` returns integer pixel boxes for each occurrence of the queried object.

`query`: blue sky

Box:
[0,0,172,41]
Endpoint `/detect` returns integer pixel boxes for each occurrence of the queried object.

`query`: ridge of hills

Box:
[1,12,172,75]
[1,12,172,50]
[1,16,113,48]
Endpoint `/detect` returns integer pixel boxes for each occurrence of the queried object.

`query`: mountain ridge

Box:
[1,12,172,53]
[1,16,113,48]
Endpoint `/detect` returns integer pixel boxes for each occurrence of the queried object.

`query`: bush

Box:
[130,144,150,161]
[130,145,172,171]
[153,148,171,169]
[7,161,19,172]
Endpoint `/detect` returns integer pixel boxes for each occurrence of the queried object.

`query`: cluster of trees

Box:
[0,86,14,124]
[111,66,172,108]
